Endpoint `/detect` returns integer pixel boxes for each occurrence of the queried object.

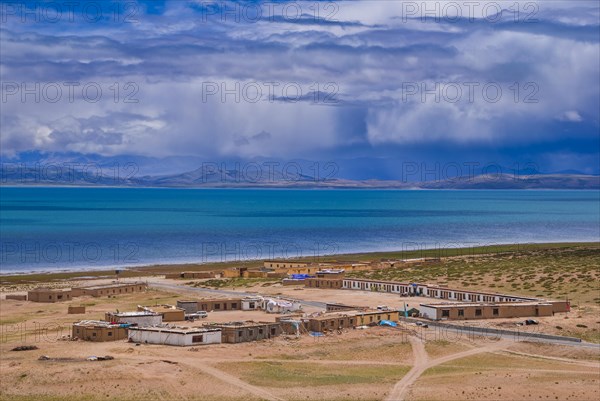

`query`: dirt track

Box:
[386,338,511,401]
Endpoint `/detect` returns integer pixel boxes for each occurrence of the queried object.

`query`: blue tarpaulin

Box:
[291,274,313,279]
[309,331,324,337]
[379,320,397,327]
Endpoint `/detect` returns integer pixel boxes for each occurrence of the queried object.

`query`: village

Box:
[5,258,574,348]
[1,254,598,401]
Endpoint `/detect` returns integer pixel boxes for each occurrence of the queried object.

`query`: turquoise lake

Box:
[1,188,598,273]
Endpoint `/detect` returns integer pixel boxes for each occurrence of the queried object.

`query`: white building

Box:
[105,311,162,327]
[263,298,303,314]
[127,326,222,346]
[241,296,263,310]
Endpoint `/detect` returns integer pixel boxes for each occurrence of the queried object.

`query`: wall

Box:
[342,278,538,303]
[218,323,282,343]
[72,325,128,342]
[177,301,199,314]
[161,309,185,322]
[241,299,261,310]
[548,301,570,313]
[128,329,222,346]
[306,311,399,332]
[105,312,162,326]
[28,290,72,303]
[198,299,242,311]
[68,306,86,314]
[222,269,242,278]
[420,303,554,320]
[305,278,343,289]
[82,283,147,297]
[5,294,27,301]
[264,261,308,269]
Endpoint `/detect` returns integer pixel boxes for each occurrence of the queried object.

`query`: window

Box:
[475,309,482,316]
[248,330,253,336]
[238,331,243,337]
[493,308,499,316]
[192,335,203,343]
[258,329,263,334]
[92,332,97,337]
[214,304,221,310]
[231,303,237,309]
[442,310,450,318]
[108,332,113,336]
[458,309,464,317]
[271,328,276,335]
[249,302,255,309]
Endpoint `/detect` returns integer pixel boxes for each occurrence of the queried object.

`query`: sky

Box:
[1,0,599,178]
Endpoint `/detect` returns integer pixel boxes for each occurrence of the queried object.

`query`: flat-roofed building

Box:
[304,277,343,289]
[80,282,147,297]
[105,311,162,326]
[241,296,263,310]
[128,326,222,346]
[72,320,128,342]
[138,305,185,322]
[419,302,555,320]
[214,322,282,343]
[304,310,400,332]
[177,300,199,314]
[197,298,243,312]
[28,288,73,303]
[341,278,540,303]
[264,260,309,269]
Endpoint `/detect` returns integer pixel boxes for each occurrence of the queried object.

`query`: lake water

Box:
[1,188,598,273]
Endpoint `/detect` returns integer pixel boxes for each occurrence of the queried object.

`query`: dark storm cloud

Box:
[0,0,598,173]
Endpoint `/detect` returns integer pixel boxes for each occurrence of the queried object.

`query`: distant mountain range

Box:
[1,152,598,189]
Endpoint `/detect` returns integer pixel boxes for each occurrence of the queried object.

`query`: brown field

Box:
[1,243,600,400]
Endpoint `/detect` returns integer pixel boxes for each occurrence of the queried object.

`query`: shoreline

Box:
[1,241,598,283]
[2,185,600,191]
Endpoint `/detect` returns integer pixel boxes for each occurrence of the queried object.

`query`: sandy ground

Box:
[1,277,599,401]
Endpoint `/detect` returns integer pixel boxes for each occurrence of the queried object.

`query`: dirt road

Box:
[386,337,510,401]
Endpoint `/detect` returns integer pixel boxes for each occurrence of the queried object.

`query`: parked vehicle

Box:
[185,311,208,320]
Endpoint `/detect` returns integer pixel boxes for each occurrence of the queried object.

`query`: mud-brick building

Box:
[28,288,73,303]
[304,269,345,289]
[304,310,400,332]
[72,320,128,342]
[214,322,282,343]
[197,298,244,311]
[419,302,557,320]
[80,282,147,297]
